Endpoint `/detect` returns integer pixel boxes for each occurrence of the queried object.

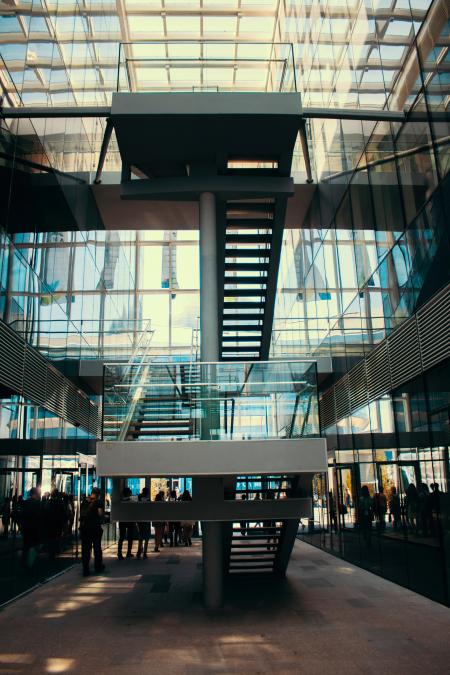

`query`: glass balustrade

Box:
[103,359,319,442]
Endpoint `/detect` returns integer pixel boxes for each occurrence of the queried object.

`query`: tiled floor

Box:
[0,540,449,674]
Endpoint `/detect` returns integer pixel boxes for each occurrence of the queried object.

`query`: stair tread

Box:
[230,563,273,570]
[224,276,268,284]
[222,325,263,332]
[225,249,270,258]
[223,288,267,297]
[224,264,270,273]
[222,336,262,343]
[226,234,272,244]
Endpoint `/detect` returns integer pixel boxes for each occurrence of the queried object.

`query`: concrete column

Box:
[202,520,224,609]
[199,191,219,440]
[198,202,223,606]
[199,191,219,362]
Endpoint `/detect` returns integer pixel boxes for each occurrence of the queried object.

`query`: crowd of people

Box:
[2,487,75,558]
[356,482,443,543]
[1,487,76,570]
[117,486,196,562]
[327,482,443,543]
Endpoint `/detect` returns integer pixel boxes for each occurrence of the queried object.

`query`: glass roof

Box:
[0,0,437,109]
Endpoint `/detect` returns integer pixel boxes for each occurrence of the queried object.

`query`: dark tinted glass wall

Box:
[302,358,450,605]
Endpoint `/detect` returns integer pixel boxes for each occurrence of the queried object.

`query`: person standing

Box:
[389,486,401,530]
[239,493,248,536]
[167,489,180,547]
[136,486,151,559]
[180,489,194,546]
[358,485,373,546]
[153,492,165,552]
[405,483,419,534]
[21,487,43,572]
[1,495,11,537]
[374,487,387,532]
[117,486,136,559]
[43,489,66,559]
[79,487,105,577]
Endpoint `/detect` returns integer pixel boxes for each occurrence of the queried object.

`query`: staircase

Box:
[221,199,283,362]
[126,394,193,440]
[229,523,283,575]
[226,474,300,577]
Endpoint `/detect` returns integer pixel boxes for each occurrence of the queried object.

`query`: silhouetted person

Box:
[418,482,431,536]
[11,494,19,534]
[137,487,151,559]
[44,489,66,559]
[405,483,419,534]
[153,492,165,552]
[167,489,180,547]
[66,494,75,535]
[328,490,338,534]
[374,487,387,532]
[239,493,248,535]
[21,487,43,572]
[429,483,442,536]
[79,487,105,577]
[180,490,194,546]
[358,485,373,546]
[389,486,401,529]
[253,493,262,528]
[118,486,136,559]
[2,496,11,537]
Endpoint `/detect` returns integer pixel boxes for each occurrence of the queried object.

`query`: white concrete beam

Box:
[96,437,327,477]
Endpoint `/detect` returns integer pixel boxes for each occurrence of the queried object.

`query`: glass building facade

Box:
[0,0,449,605]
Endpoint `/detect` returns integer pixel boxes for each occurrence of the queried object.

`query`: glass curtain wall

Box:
[273,6,450,605]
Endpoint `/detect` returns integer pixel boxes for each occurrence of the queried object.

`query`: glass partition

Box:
[117,41,297,94]
[103,359,319,442]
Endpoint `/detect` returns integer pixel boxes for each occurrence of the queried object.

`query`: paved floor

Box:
[0,540,449,674]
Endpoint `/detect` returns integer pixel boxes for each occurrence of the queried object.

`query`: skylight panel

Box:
[237,43,272,59]
[128,15,164,36]
[379,45,405,61]
[165,16,201,34]
[96,42,121,61]
[170,67,201,84]
[129,43,166,60]
[135,67,168,85]
[47,69,69,85]
[203,16,238,36]
[241,0,278,7]
[239,16,275,38]
[165,0,201,6]
[167,43,201,58]
[61,42,92,62]
[203,67,234,87]
[90,16,121,34]
[385,20,413,37]
[68,67,100,84]
[55,16,88,34]
[204,44,236,59]
[28,16,50,35]
[1,44,26,64]
[235,67,268,85]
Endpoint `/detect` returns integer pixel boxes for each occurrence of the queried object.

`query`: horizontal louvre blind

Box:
[0,319,101,438]
[320,282,450,430]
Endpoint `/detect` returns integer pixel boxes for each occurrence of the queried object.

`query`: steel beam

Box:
[2,106,111,118]
[303,107,406,122]
[93,118,114,185]
[2,105,406,123]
